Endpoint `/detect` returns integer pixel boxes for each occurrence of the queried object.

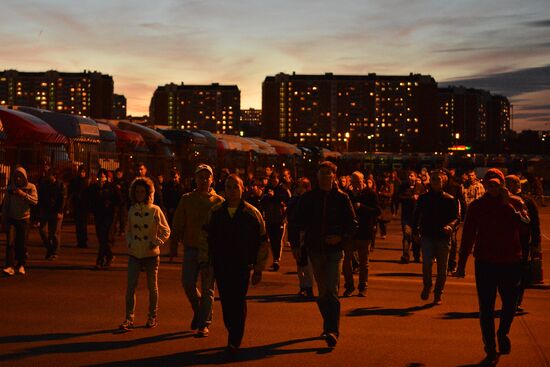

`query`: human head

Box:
[505,175,521,195]
[130,177,154,204]
[115,168,123,179]
[78,165,87,178]
[407,170,417,184]
[137,163,148,177]
[484,168,505,197]
[467,169,477,184]
[430,170,447,193]
[351,171,365,190]
[170,168,181,183]
[269,172,280,187]
[195,164,214,192]
[225,174,244,204]
[97,168,108,183]
[317,161,337,191]
[295,177,312,196]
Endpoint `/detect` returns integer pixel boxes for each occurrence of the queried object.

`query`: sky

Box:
[1,0,549,131]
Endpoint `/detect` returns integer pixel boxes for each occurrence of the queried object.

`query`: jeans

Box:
[182,247,215,328]
[421,236,450,295]
[267,222,284,263]
[343,239,370,291]
[125,255,160,321]
[4,218,29,267]
[309,249,344,336]
[39,215,63,257]
[475,260,522,354]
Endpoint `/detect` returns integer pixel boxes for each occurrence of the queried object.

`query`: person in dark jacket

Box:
[204,174,269,355]
[37,168,66,260]
[287,177,314,297]
[442,168,466,273]
[290,161,357,349]
[88,168,122,269]
[343,171,381,297]
[412,170,459,305]
[260,172,290,271]
[162,168,185,262]
[454,168,530,366]
[113,168,130,236]
[68,165,90,248]
[398,171,425,263]
[505,174,542,311]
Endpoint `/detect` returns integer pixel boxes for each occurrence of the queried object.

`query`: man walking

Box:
[454,168,530,365]
[172,164,223,337]
[412,170,459,305]
[290,161,357,348]
[68,165,90,248]
[37,168,66,261]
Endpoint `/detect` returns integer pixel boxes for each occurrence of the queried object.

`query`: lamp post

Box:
[345,132,350,152]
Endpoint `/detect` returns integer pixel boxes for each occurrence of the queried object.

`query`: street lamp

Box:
[345,132,350,152]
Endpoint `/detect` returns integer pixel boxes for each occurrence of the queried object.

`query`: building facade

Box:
[240,108,262,136]
[149,83,240,133]
[262,72,440,152]
[113,94,127,119]
[0,70,114,118]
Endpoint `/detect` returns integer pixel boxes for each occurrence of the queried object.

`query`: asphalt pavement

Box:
[1,207,549,367]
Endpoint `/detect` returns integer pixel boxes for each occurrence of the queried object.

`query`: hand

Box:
[325,234,342,246]
[442,225,453,235]
[149,241,159,249]
[251,271,262,285]
[452,267,465,278]
[14,188,26,198]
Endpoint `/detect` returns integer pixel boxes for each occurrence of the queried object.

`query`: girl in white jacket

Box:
[119,177,170,330]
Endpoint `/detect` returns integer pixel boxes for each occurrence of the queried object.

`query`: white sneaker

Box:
[16,266,26,275]
[2,267,15,276]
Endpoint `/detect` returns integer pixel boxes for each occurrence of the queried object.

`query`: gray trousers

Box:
[125,255,160,321]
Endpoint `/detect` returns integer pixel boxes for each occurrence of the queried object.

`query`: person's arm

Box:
[171,196,187,243]
[526,199,541,255]
[152,206,171,247]
[24,184,39,206]
[455,203,478,275]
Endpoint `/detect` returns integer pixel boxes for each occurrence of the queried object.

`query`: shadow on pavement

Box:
[0,331,194,362]
[83,336,331,366]
[374,272,423,277]
[347,303,435,317]
[246,293,316,303]
[28,265,102,271]
[369,259,407,264]
[0,329,119,344]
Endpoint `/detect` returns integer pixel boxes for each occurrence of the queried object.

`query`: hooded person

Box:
[119,177,170,330]
[2,166,38,276]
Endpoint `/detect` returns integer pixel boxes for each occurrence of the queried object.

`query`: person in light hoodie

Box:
[119,177,170,331]
[2,166,38,276]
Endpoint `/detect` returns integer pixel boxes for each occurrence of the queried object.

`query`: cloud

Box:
[443,65,550,96]
[526,19,550,27]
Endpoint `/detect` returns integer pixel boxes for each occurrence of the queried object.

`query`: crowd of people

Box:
[0,159,545,364]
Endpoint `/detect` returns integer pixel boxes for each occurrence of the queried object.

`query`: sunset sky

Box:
[1,0,549,130]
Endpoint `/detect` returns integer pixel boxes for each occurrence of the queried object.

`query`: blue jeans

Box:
[309,249,344,336]
[421,236,450,295]
[182,247,215,328]
[125,255,160,321]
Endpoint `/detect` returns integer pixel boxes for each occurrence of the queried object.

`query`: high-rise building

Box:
[240,108,262,136]
[0,70,114,118]
[113,94,127,119]
[262,72,439,152]
[437,87,510,152]
[149,83,240,133]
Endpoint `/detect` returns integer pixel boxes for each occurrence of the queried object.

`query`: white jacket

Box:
[126,203,170,258]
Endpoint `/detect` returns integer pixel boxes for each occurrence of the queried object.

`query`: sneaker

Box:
[16,265,26,275]
[145,317,158,328]
[481,352,499,366]
[421,286,431,300]
[343,288,355,297]
[271,262,280,272]
[305,287,314,298]
[48,254,58,261]
[226,343,239,357]
[325,332,338,348]
[433,293,442,305]
[400,254,410,264]
[119,319,134,330]
[516,305,524,313]
[2,267,15,276]
[381,235,386,240]
[197,326,209,337]
[357,289,366,297]
[497,334,511,354]
[104,256,115,268]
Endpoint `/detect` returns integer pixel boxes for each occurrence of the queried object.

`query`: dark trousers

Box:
[39,215,63,257]
[378,220,387,236]
[115,203,128,234]
[475,260,522,353]
[214,266,251,347]
[267,222,284,263]
[95,214,114,265]
[4,218,29,267]
[74,209,88,248]
[447,229,459,270]
[343,239,370,291]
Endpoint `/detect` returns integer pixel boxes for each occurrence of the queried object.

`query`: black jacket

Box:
[38,179,66,217]
[87,182,121,218]
[412,190,459,239]
[290,186,357,253]
[347,187,381,240]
